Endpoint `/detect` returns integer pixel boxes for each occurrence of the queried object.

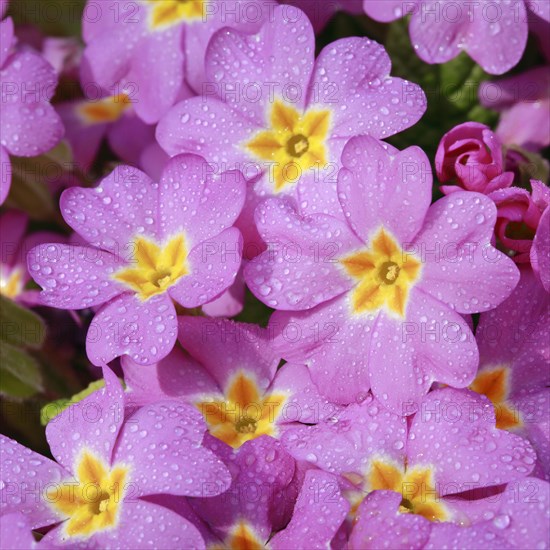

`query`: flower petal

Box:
[409,1,468,64]
[0,145,11,204]
[338,135,431,244]
[271,470,349,550]
[477,266,550,396]
[127,26,184,124]
[1,96,63,158]
[1,49,63,156]
[426,521,511,549]
[205,5,315,125]
[178,316,279,394]
[408,388,537,494]
[282,396,407,476]
[121,346,220,407]
[156,96,256,164]
[201,271,246,317]
[0,513,37,550]
[0,435,68,530]
[271,362,338,425]
[158,154,246,245]
[0,17,14,67]
[113,401,231,497]
[362,0,414,21]
[466,0,528,75]
[82,20,142,89]
[350,490,431,550]
[270,296,375,404]
[191,437,295,541]
[27,244,124,309]
[168,227,242,308]
[493,477,550,548]
[107,112,156,166]
[86,292,177,366]
[369,288,478,414]
[245,197,360,310]
[414,191,520,313]
[56,100,107,171]
[45,367,124,472]
[309,37,426,139]
[532,206,550,293]
[60,165,159,255]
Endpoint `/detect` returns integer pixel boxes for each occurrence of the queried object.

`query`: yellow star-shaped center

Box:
[366,459,450,522]
[113,234,189,301]
[246,100,331,193]
[48,451,129,538]
[196,371,287,449]
[146,0,206,30]
[340,228,421,317]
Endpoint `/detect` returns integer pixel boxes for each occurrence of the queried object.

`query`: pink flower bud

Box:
[436,122,514,195]
[489,179,550,263]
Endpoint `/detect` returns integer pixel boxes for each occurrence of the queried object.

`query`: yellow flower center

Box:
[196,372,287,449]
[113,234,189,301]
[286,133,310,157]
[245,100,331,193]
[379,261,401,284]
[0,266,24,299]
[367,459,449,522]
[77,94,132,125]
[48,451,129,538]
[210,520,265,550]
[147,0,206,29]
[470,366,522,430]
[340,228,421,317]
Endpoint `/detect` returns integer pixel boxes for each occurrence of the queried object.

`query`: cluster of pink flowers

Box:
[0,1,548,549]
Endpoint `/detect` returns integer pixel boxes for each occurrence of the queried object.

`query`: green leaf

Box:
[0,342,42,398]
[6,142,73,222]
[505,145,550,188]
[8,0,85,37]
[1,398,49,452]
[234,290,273,327]
[0,297,46,349]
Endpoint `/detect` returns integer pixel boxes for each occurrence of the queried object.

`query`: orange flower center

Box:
[195,372,287,449]
[470,366,522,429]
